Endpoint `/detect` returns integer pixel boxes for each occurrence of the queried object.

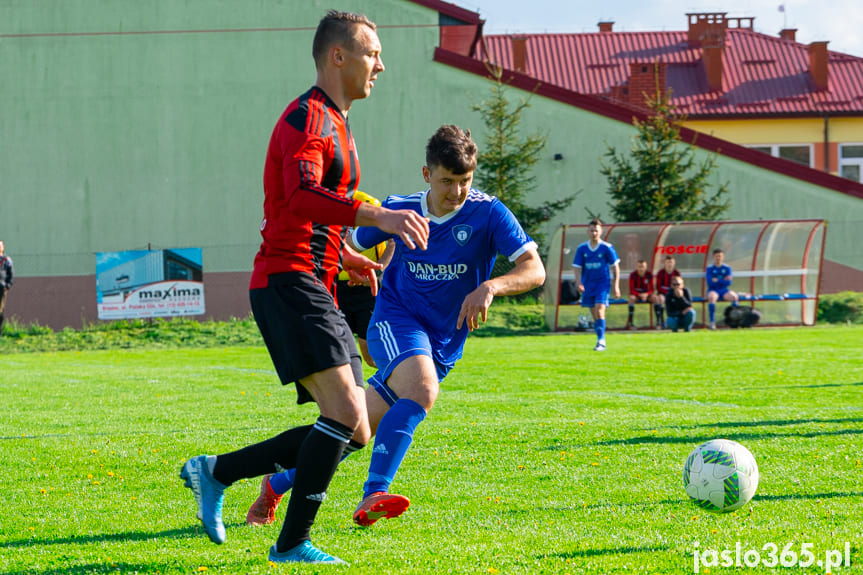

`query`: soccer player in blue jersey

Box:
[572,218,620,350]
[705,248,739,329]
[244,124,545,528]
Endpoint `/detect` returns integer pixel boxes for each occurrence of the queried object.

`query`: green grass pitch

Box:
[2,326,862,574]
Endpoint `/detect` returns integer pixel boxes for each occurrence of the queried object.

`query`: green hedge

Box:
[0,316,263,353]
[818,291,863,324]
[0,295,859,354]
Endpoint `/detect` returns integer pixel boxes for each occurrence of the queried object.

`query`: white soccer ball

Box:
[682,439,759,513]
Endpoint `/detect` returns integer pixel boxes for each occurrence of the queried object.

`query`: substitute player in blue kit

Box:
[705,248,739,329]
[572,219,620,351]
[243,124,545,528]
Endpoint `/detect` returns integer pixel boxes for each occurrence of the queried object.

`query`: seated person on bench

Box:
[626,260,658,330]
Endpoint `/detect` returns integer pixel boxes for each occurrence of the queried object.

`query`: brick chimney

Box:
[809,41,830,91]
[702,37,724,91]
[626,61,667,108]
[687,12,728,47]
[598,21,614,33]
[511,36,527,73]
[779,28,797,42]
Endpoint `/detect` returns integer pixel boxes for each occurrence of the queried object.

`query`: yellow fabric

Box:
[351,190,380,207]
[339,191,387,281]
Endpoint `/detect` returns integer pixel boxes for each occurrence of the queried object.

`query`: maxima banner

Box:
[96,248,204,319]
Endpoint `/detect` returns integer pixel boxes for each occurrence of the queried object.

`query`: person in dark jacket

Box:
[0,240,14,335]
[665,276,696,332]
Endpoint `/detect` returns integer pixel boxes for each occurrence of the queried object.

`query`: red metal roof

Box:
[479,29,863,117]
[433,47,863,200]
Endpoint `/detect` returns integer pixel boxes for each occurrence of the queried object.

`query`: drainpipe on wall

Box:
[823,113,830,173]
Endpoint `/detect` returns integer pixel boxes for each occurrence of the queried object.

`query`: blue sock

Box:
[595,318,606,342]
[731,300,739,307]
[363,398,427,498]
[269,439,364,495]
[269,468,295,495]
[709,303,716,322]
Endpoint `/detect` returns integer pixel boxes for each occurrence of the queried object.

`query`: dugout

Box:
[545,219,826,331]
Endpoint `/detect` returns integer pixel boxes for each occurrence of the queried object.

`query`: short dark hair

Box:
[425,125,477,174]
[312,10,376,68]
[665,255,675,261]
[713,248,724,255]
[588,217,603,227]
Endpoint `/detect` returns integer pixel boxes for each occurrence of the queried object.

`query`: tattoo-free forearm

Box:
[483,250,545,297]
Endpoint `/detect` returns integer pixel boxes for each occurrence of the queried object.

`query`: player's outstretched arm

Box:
[342,244,382,296]
[354,203,429,250]
[457,249,546,331]
[378,239,396,268]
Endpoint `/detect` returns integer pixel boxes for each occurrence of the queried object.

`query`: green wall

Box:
[2,0,861,282]
[0,0,445,276]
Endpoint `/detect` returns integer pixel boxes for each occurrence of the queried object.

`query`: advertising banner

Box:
[96,248,204,319]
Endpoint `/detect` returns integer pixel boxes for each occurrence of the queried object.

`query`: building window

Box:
[167,260,192,280]
[748,144,812,168]
[839,144,863,183]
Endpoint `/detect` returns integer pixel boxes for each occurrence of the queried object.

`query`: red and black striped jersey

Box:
[629,270,653,295]
[655,268,681,295]
[250,86,362,292]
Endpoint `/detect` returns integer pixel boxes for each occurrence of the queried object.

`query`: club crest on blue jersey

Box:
[452,225,472,246]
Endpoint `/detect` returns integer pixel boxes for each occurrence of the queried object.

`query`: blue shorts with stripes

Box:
[366,314,452,399]
[581,287,610,308]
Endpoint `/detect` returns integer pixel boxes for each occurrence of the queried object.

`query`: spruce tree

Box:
[471,65,577,255]
[601,91,729,222]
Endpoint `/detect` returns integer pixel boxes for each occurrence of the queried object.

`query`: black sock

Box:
[212,424,314,486]
[655,304,663,322]
[627,304,634,322]
[277,416,353,552]
[344,438,366,456]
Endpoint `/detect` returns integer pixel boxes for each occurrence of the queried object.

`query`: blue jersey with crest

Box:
[706,264,733,291]
[572,240,619,290]
[353,188,536,366]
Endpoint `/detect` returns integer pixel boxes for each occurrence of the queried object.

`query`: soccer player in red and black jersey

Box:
[655,255,681,329]
[180,10,429,566]
[626,259,657,329]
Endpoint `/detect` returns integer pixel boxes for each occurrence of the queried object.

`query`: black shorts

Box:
[250,272,359,404]
[335,280,376,339]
